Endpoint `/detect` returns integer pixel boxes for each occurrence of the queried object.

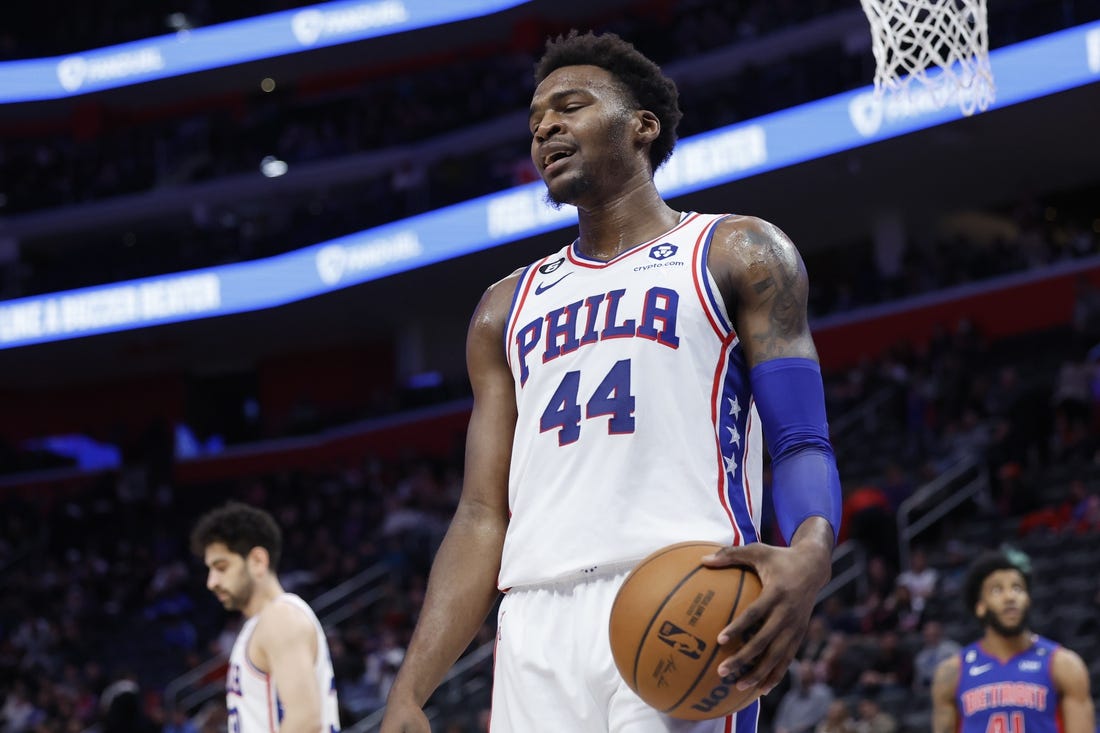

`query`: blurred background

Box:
[2,0,1100,731]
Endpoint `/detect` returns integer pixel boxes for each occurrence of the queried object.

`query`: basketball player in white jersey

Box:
[191,502,340,733]
[381,30,841,733]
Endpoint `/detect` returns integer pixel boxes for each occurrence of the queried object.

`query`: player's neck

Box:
[574,182,680,261]
[242,577,286,619]
[982,628,1035,659]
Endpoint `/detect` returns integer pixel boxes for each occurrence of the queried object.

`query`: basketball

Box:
[609,541,764,720]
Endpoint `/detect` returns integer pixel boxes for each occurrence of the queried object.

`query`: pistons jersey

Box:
[955,636,1061,733]
[499,212,762,588]
[226,594,340,733]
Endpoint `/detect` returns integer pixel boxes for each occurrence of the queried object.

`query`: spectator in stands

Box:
[858,589,900,635]
[1,681,38,732]
[1068,491,1100,534]
[820,632,864,696]
[798,615,831,666]
[912,620,960,693]
[853,697,897,733]
[773,660,835,733]
[818,595,861,635]
[1053,355,1094,430]
[878,461,913,514]
[1016,476,1095,536]
[888,583,923,634]
[815,699,856,733]
[857,630,913,696]
[895,547,938,614]
[856,556,899,633]
[1053,352,1099,459]
[936,539,973,597]
[940,406,993,466]
[364,630,405,705]
[986,366,1054,472]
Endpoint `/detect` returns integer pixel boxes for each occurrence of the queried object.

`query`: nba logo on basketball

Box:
[657,621,706,659]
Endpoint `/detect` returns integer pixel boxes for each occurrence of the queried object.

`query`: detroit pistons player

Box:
[382,30,842,733]
[192,502,340,733]
[932,552,1093,733]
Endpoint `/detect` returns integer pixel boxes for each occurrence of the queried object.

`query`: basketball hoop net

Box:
[860,0,995,116]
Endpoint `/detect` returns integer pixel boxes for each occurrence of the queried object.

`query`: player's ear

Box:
[633,110,660,145]
[247,546,271,574]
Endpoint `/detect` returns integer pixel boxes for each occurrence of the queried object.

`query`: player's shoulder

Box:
[473,249,569,320]
[488,266,527,296]
[708,214,794,252]
[1050,641,1089,677]
[472,266,526,324]
[933,650,962,681]
[704,213,804,301]
[706,214,800,274]
[254,596,316,640]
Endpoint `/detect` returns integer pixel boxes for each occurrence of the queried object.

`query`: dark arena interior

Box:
[1,1,1100,731]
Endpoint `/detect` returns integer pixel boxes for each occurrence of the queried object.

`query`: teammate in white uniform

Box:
[382,31,842,733]
[192,502,340,733]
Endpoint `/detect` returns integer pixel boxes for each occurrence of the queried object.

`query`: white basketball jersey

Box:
[500,212,763,589]
[226,593,340,733]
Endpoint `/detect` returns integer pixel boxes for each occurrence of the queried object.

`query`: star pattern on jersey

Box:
[723,395,745,479]
[724,415,744,480]
[728,396,741,420]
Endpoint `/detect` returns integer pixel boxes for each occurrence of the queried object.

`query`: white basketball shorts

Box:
[488,569,758,733]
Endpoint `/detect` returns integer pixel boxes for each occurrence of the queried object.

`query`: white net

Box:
[860,0,995,115]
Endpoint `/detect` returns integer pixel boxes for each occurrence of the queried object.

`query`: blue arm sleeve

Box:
[750,357,842,544]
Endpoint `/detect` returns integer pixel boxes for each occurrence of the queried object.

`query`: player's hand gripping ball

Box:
[609,541,764,720]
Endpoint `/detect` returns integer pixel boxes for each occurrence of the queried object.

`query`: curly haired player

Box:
[932,551,1094,733]
[382,30,841,733]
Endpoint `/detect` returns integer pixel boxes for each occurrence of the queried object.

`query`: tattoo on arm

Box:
[752,277,774,294]
[747,250,808,360]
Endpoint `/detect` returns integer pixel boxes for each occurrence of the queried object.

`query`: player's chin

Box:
[546,168,591,203]
[543,178,573,204]
[991,613,1026,636]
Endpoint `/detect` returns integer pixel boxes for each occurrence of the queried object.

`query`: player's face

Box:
[529,64,637,207]
[204,542,255,611]
[976,568,1030,637]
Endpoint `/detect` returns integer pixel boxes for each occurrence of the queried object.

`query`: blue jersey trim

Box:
[699,214,733,335]
[503,262,538,357]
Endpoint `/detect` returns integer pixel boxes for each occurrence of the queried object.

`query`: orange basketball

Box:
[609,541,764,720]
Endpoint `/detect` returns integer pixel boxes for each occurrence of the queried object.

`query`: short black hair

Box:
[534,30,682,172]
[190,501,282,569]
[963,550,1030,615]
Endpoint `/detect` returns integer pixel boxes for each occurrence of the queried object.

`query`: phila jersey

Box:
[955,636,1061,733]
[226,594,341,733]
[500,212,762,588]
